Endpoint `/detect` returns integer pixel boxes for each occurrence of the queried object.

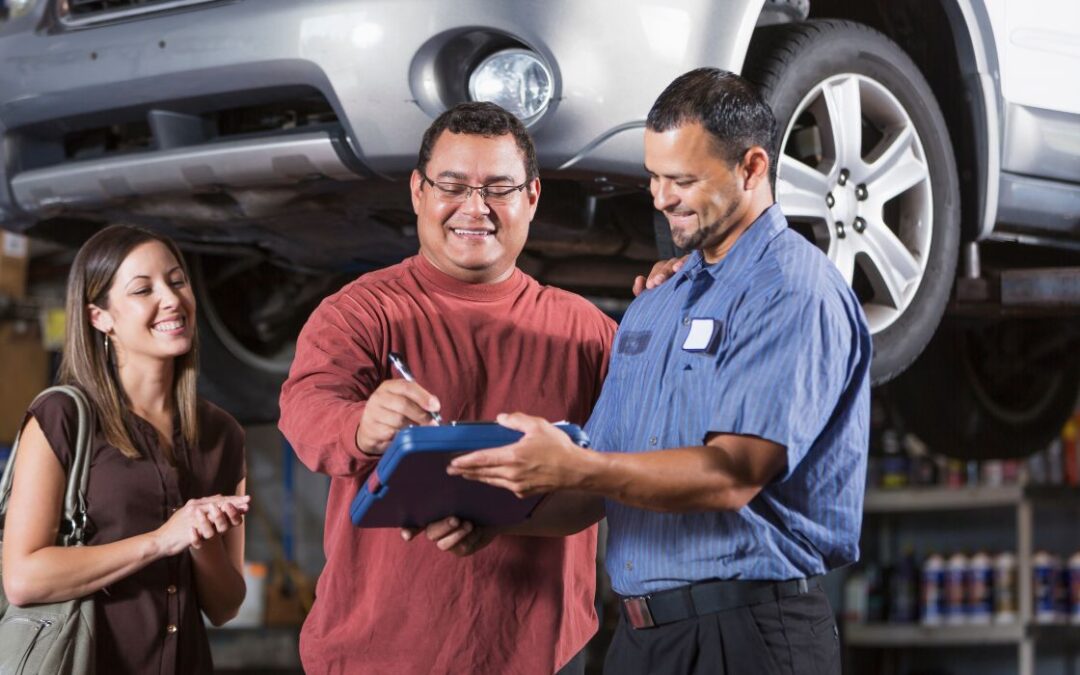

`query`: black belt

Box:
[620,577,821,629]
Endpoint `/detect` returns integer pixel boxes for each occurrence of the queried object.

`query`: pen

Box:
[387,351,443,425]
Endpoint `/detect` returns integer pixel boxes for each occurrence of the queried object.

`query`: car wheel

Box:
[888,318,1080,459]
[745,20,961,384]
[193,254,334,423]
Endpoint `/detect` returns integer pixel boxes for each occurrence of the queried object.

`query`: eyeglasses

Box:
[419,172,529,204]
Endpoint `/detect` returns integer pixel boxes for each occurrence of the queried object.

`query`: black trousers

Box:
[603,586,840,675]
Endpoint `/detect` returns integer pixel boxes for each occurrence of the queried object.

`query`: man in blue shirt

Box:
[432,68,871,674]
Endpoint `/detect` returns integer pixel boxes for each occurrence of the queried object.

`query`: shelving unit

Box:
[847,483,1080,675]
[846,622,1023,647]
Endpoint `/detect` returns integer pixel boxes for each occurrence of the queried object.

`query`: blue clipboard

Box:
[349,422,589,528]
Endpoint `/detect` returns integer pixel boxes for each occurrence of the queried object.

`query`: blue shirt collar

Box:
[673,203,787,286]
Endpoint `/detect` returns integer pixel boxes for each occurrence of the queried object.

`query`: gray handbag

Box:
[0,385,96,675]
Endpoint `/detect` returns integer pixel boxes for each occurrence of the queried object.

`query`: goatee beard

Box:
[669,198,740,251]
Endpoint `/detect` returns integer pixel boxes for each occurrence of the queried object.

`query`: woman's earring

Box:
[104,334,111,359]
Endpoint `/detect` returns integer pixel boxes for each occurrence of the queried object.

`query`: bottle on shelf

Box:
[1046,439,1065,486]
[945,459,966,489]
[1001,459,1022,485]
[881,429,908,489]
[965,460,980,486]
[994,551,1017,624]
[981,459,1004,487]
[1069,550,1080,625]
[967,550,993,624]
[921,552,945,626]
[945,552,969,625]
[903,433,936,486]
[1033,550,1061,624]
[1027,449,1049,485]
[1063,413,1079,486]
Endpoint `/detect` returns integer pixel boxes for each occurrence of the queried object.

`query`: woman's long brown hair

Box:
[58,224,200,461]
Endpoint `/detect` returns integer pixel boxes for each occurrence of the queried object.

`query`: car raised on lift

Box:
[1,0,1078,456]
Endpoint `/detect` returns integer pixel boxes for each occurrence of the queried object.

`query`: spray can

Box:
[921,553,946,625]
[1069,551,1080,624]
[946,460,966,488]
[1034,550,1060,623]
[967,550,993,624]
[945,552,968,625]
[966,460,980,486]
[994,551,1017,624]
[1002,459,1021,485]
[981,460,1004,487]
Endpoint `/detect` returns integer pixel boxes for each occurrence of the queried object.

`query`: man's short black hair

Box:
[416,102,539,182]
[646,68,779,188]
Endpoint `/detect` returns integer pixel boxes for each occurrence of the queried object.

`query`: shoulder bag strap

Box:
[0,385,96,546]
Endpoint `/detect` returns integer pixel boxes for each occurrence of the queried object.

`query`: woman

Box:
[2,224,249,674]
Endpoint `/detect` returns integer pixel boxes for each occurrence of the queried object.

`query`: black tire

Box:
[197,306,289,424]
[744,20,961,384]
[192,254,333,424]
[888,318,1080,459]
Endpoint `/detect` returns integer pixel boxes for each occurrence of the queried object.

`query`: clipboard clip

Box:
[367,472,387,497]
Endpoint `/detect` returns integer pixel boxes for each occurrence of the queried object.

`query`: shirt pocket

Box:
[608,330,655,384]
[614,329,652,356]
[669,325,728,440]
[675,316,729,374]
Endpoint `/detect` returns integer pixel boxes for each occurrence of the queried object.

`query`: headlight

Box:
[468,48,553,124]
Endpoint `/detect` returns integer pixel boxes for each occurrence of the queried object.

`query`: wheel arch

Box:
[935,0,1002,243]
[759,0,1002,243]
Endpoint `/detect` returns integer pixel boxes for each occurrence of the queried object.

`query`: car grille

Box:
[13,88,341,173]
[59,0,222,26]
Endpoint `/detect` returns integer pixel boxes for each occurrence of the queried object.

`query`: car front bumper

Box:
[0,0,762,226]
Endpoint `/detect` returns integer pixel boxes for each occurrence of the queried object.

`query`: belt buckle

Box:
[623,596,656,629]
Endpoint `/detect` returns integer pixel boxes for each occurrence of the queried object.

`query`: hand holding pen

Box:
[354,352,443,455]
[388,352,443,425]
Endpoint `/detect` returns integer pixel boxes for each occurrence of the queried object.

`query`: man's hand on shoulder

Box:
[356,380,441,455]
[632,255,688,296]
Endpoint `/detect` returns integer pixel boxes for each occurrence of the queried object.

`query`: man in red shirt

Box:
[278,102,616,674]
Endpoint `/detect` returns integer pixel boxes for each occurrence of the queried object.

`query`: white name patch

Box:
[682,318,720,353]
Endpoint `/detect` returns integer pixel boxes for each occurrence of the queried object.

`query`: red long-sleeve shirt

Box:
[279,254,616,674]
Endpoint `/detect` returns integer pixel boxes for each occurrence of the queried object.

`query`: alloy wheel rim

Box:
[776,73,934,334]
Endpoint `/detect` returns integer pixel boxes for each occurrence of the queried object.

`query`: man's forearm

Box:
[450,416,787,514]
[507,491,604,536]
[574,444,775,513]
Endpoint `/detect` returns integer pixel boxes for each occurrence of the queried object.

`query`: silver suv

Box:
[2,0,1078,456]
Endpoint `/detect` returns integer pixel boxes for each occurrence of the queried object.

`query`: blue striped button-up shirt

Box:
[586,204,871,596]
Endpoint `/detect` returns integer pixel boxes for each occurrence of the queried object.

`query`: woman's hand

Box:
[154,495,250,556]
